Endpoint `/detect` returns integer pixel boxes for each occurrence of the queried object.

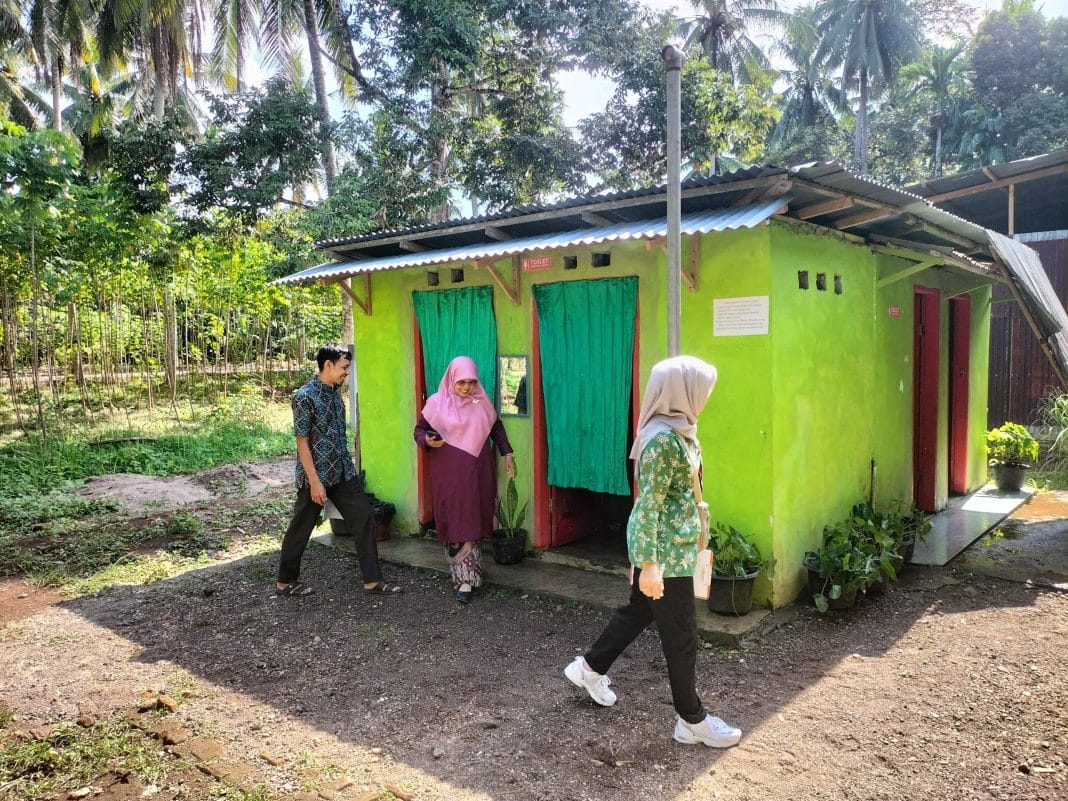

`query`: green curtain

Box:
[533,278,637,495]
[412,286,498,403]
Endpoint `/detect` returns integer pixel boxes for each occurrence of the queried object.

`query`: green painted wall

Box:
[676,227,777,605]
[349,220,992,608]
[354,239,677,538]
[767,224,878,606]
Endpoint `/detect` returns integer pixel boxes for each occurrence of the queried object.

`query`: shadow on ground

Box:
[36,531,1062,801]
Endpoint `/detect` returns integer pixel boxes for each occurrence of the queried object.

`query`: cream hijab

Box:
[630,356,718,465]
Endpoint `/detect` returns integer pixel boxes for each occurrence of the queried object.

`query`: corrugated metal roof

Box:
[988,232,1068,386]
[273,197,787,286]
[314,165,783,250]
[908,150,1068,198]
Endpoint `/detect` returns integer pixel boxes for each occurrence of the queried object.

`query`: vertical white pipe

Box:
[662,45,684,357]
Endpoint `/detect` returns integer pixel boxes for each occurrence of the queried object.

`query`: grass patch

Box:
[0,420,292,499]
[0,721,173,801]
[0,386,295,591]
[1026,470,1068,491]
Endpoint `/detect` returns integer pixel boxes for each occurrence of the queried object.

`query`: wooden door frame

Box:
[913,286,941,512]
[413,316,433,525]
[530,281,641,549]
[948,295,971,495]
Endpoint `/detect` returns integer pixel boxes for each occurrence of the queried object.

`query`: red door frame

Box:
[948,295,971,495]
[530,284,640,549]
[413,317,433,525]
[913,287,941,512]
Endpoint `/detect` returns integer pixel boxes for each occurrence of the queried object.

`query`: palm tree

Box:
[212,0,259,91]
[901,42,966,178]
[679,0,787,86]
[260,0,337,181]
[768,7,844,153]
[96,0,207,120]
[813,0,921,175]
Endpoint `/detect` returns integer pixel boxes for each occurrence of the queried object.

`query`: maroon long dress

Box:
[414,413,513,544]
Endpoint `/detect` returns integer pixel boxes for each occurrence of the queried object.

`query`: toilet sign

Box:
[523,255,551,271]
[888,305,902,318]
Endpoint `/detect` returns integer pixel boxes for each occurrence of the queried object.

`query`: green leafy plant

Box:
[709,523,768,578]
[805,521,878,613]
[1034,392,1068,471]
[494,476,528,539]
[986,422,1038,467]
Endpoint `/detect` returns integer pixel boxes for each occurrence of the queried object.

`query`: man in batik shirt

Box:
[275,344,401,597]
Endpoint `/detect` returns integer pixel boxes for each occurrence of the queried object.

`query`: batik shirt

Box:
[292,376,356,489]
[627,430,702,578]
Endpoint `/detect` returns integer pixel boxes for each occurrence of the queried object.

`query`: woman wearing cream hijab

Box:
[564,356,742,748]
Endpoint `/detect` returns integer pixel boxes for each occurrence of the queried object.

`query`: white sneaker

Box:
[564,656,617,706]
[673,714,742,748]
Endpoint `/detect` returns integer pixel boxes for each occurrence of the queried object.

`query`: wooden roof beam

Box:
[581,212,613,227]
[834,208,896,229]
[923,163,1067,202]
[398,240,428,252]
[328,275,372,315]
[792,196,855,220]
[484,226,513,241]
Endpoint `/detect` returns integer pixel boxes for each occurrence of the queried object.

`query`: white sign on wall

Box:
[713,296,769,336]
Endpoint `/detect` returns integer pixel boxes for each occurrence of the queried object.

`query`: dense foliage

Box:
[0,0,1065,436]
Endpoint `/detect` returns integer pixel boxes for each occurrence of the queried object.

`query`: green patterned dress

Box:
[627,430,702,578]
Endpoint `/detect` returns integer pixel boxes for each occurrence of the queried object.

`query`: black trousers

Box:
[584,568,706,724]
[277,475,382,585]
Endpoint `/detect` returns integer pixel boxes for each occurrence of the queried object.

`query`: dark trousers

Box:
[585,569,706,724]
[278,475,382,585]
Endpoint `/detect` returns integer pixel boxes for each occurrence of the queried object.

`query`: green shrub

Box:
[708,523,768,577]
[987,422,1039,467]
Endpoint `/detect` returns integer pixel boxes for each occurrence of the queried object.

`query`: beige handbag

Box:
[690,451,713,599]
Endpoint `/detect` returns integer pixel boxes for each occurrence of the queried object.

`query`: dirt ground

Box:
[0,463,1065,801]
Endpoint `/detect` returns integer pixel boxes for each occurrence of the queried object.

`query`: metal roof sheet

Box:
[273,197,787,286]
[314,165,784,250]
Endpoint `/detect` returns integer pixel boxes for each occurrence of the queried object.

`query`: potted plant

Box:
[706,523,768,615]
[848,504,898,597]
[804,521,877,612]
[491,476,528,565]
[987,422,1039,492]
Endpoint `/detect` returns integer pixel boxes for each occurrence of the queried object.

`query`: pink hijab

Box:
[422,356,498,458]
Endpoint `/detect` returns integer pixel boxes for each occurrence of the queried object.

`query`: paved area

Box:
[953,488,1068,589]
[912,483,1035,565]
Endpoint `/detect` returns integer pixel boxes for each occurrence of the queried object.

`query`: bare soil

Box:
[1,466,1065,801]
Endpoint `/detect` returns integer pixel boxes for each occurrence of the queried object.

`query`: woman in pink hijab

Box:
[414,356,516,603]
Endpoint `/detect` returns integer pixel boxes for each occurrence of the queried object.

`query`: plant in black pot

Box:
[849,503,900,597]
[804,521,876,613]
[706,523,768,615]
[886,504,931,567]
[491,476,528,565]
[987,422,1039,492]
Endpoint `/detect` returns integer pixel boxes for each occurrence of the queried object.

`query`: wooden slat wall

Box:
[988,236,1068,427]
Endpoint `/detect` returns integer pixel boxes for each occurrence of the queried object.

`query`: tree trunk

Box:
[164,287,177,399]
[153,58,167,119]
[51,51,63,130]
[235,2,246,93]
[855,67,869,177]
[1,289,27,432]
[301,0,338,184]
[933,124,943,178]
[429,61,452,222]
[30,248,47,435]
